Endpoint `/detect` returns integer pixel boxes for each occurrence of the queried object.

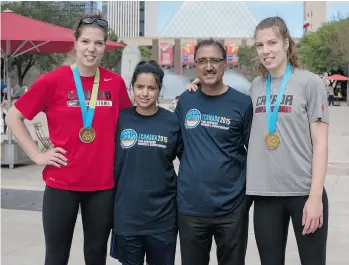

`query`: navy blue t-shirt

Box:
[113,107,182,236]
[176,86,253,217]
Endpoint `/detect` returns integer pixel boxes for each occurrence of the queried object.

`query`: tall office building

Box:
[103,1,158,37]
[303,1,326,33]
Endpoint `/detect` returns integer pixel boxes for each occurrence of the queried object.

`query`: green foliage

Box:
[2,2,79,28]
[237,45,258,80]
[1,1,80,85]
[139,45,152,60]
[100,30,124,73]
[298,16,349,74]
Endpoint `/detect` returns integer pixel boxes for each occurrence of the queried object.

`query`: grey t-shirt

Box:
[246,68,329,196]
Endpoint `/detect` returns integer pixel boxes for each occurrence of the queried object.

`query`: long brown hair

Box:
[254,16,303,77]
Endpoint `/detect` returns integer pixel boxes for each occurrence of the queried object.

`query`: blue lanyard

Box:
[71,64,100,128]
[266,64,292,133]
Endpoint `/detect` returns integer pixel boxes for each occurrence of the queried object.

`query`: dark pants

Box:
[328,95,334,106]
[178,196,251,265]
[42,185,114,265]
[253,190,328,265]
[110,230,177,265]
[2,111,6,133]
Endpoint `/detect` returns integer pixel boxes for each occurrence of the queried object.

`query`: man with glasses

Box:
[175,39,253,265]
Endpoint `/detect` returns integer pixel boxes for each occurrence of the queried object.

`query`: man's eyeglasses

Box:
[195,57,226,65]
[78,17,108,29]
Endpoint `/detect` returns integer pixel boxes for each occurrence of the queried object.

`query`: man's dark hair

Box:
[194,38,227,60]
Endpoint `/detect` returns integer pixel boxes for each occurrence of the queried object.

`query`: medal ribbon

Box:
[70,64,100,128]
[266,64,292,133]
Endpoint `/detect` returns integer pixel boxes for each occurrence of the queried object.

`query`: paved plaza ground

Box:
[1,105,349,264]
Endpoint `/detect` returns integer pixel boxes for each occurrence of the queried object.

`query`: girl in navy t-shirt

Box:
[110,60,182,265]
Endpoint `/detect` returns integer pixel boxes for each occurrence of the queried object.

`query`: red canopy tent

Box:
[1,10,124,56]
[324,74,349,81]
[1,10,125,167]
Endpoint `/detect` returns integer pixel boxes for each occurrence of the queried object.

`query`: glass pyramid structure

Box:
[159,1,258,38]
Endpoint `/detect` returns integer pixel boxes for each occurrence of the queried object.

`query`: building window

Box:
[139,18,144,37]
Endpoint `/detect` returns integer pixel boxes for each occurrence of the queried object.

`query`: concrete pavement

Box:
[2,174,349,265]
[1,106,349,264]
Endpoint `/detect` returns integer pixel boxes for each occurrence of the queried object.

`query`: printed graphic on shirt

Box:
[120,129,168,149]
[185,109,201,128]
[184,109,231,130]
[66,90,113,107]
[120,129,138,148]
[255,94,293,114]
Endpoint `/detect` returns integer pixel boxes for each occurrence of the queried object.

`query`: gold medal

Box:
[79,127,96,143]
[265,133,280,150]
[71,64,100,144]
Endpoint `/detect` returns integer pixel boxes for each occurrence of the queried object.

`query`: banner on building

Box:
[159,42,173,65]
[182,43,195,65]
[303,10,312,33]
[226,43,239,65]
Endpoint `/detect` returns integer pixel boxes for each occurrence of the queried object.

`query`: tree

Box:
[237,45,258,80]
[139,45,152,60]
[298,16,349,75]
[100,30,124,73]
[330,17,349,73]
[1,1,80,85]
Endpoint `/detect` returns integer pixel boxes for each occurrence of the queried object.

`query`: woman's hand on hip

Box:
[32,147,68,168]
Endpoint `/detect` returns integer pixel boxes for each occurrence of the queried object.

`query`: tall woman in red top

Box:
[5,13,132,265]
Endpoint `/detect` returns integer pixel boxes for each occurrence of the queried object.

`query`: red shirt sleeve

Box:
[14,71,56,120]
[118,77,133,110]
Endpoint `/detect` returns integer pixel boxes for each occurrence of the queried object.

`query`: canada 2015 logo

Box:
[120,129,138,148]
[184,109,201,129]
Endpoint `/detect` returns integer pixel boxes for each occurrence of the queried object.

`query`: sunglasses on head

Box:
[78,17,108,29]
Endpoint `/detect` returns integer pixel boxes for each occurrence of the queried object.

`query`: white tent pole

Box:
[11,40,28,57]
[6,40,13,145]
[12,40,50,58]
